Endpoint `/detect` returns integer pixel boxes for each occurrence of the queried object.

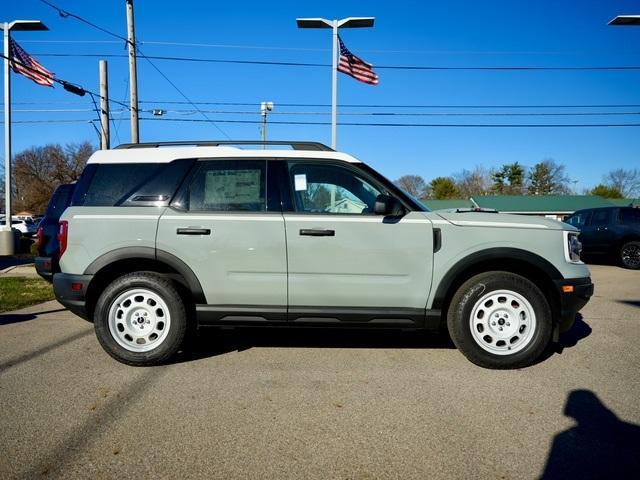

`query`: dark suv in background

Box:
[35,183,75,281]
[564,206,640,269]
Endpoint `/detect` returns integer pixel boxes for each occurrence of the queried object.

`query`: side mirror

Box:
[374,194,404,216]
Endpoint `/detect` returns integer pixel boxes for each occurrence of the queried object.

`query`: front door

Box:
[282,160,434,323]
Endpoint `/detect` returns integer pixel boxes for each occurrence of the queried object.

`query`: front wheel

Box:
[94,272,187,366]
[447,271,552,369]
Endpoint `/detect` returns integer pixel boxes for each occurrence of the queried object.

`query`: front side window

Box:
[590,209,611,227]
[288,163,383,214]
[565,211,591,228]
[185,160,266,212]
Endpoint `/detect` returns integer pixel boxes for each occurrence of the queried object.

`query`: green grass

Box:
[0,277,55,313]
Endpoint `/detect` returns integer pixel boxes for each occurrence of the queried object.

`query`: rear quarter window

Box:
[71,160,193,207]
[620,208,640,225]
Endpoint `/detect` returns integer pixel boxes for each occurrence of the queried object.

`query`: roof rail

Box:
[113,140,334,151]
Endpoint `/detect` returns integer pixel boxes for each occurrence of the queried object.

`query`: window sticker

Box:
[294,174,307,191]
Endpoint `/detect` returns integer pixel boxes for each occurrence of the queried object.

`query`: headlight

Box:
[564,231,582,263]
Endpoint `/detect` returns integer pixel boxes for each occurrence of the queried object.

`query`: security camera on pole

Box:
[0,19,49,256]
[260,101,274,147]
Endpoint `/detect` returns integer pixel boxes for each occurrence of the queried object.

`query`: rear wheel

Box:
[447,271,552,369]
[620,241,640,269]
[94,272,187,366]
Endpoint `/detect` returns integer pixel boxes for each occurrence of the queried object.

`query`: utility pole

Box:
[126,0,139,143]
[260,101,273,147]
[99,60,110,150]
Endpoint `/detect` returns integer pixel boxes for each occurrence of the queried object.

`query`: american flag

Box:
[337,36,379,85]
[9,38,54,87]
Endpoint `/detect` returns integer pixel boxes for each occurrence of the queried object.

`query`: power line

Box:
[0,52,132,111]
[38,0,129,43]
[31,52,640,71]
[7,117,640,128]
[36,0,230,139]
[18,39,640,56]
[7,108,640,117]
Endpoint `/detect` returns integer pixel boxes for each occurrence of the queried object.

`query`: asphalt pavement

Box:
[0,264,638,479]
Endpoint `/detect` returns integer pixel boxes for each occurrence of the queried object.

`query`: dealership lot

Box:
[1,264,638,479]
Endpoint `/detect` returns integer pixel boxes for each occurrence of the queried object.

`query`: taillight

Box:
[58,221,68,257]
[36,226,43,247]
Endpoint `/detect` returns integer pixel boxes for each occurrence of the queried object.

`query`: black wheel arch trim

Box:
[431,247,563,310]
[83,246,206,303]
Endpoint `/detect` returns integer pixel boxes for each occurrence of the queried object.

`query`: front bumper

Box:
[53,273,94,320]
[554,276,594,331]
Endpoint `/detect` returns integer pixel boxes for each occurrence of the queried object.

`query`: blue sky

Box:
[3,0,640,192]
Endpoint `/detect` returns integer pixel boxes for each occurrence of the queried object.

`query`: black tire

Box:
[447,271,553,369]
[93,272,187,366]
[620,241,640,270]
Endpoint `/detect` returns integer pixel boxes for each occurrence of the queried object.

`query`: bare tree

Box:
[394,174,427,198]
[13,142,93,213]
[454,166,491,198]
[603,168,640,198]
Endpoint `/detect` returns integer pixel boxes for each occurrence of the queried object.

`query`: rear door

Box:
[281,160,434,324]
[156,159,287,315]
[584,209,616,254]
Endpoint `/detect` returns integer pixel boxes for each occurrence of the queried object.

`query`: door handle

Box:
[177,227,211,235]
[300,228,335,237]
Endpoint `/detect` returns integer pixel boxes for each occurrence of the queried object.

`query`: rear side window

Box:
[589,209,612,227]
[71,161,193,207]
[182,160,266,212]
[620,208,640,225]
[46,184,75,219]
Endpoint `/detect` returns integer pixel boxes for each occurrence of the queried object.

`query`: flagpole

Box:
[0,20,48,255]
[331,20,338,150]
[2,24,11,246]
[296,17,374,151]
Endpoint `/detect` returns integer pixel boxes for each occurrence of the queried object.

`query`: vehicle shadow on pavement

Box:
[617,299,640,309]
[539,389,640,479]
[0,308,67,326]
[556,313,592,351]
[174,328,455,363]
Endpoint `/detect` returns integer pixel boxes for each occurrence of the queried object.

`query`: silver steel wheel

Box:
[107,288,171,352]
[469,289,537,355]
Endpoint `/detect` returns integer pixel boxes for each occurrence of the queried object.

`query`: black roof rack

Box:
[114,140,334,151]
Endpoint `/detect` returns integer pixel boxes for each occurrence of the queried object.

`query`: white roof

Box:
[87,146,362,164]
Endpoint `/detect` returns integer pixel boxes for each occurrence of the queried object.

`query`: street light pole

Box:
[0,20,48,256]
[296,17,374,150]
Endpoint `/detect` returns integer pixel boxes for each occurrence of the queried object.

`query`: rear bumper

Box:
[53,273,94,320]
[35,256,54,282]
[554,276,594,331]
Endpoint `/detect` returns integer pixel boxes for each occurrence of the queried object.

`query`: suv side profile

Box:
[564,206,640,269]
[54,141,593,369]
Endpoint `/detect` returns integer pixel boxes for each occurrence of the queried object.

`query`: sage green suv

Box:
[53,141,593,369]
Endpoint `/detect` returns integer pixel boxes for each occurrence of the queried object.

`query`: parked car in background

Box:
[35,183,76,281]
[564,206,640,269]
[10,218,38,237]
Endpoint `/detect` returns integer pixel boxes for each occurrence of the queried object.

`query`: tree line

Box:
[0,142,92,214]
[395,160,640,200]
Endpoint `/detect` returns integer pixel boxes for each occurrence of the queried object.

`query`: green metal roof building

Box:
[423,195,638,219]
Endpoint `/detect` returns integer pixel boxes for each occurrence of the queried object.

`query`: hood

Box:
[435,210,576,231]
